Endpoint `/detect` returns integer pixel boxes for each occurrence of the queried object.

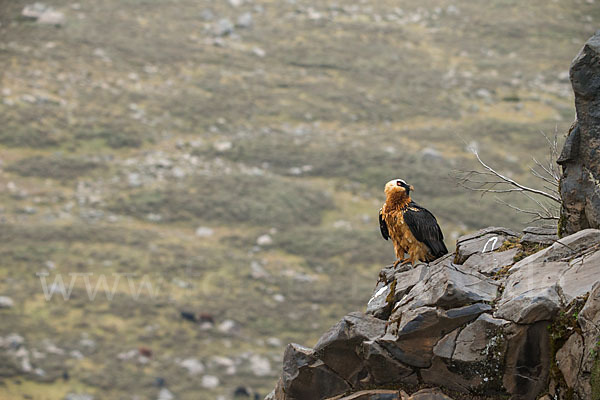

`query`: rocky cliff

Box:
[559,30,600,235]
[266,227,600,400]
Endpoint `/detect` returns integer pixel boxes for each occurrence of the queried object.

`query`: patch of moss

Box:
[497,237,521,252]
[514,242,550,263]
[496,237,551,264]
[447,327,508,397]
[493,265,513,280]
[557,209,568,239]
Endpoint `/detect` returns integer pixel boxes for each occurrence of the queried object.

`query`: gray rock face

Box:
[496,229,600,323]
[452,313,509,362]
[496,282,562,323]
[335,389,402,400]
[462,247,519,275]
[559,30,600,235]
[391,259,499,314]
[455,227,519,264]
[380,303,491,368]
[407,388,454,400]
[552,281,600,399]
[281,344,350,400]
[555,332,583,389]
[511,228,600,267]
[267,227,600,400]
[361,340,417,386]
[520,226,559,245]
[314,312,386,386]
[366,264,427,319]
[502,322,551,399]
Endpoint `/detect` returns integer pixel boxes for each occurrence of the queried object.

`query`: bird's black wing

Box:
[403,202,448,258]
[379,208,389,240]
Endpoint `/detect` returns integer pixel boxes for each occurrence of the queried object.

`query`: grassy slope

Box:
[0,0,598,398]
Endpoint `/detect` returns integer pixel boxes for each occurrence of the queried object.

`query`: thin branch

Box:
[530,167,559,187]
[472,151,561,203]
[495,197,558,222]
[453,130,564,223]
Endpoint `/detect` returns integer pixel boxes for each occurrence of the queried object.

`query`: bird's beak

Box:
[410,185,414,191]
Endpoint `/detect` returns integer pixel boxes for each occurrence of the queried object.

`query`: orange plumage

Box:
[379,179,448,267]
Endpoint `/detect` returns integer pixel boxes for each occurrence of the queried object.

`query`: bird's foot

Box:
[393,258,413,270]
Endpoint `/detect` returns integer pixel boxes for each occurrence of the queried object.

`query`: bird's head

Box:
[384,179,414,198]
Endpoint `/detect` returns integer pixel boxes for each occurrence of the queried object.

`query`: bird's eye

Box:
[397,181,402,186]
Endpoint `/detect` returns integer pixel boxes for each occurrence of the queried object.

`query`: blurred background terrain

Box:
[0,0,598,399]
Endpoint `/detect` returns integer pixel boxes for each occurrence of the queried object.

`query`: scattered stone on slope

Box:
[22,3,65,25]
[37,9,65,25]
[249,353,272,377]
[178,358,205,375]
[64,394,94,400]
[236,12,253,28]
[201,375,220,389]
[0,296,14,308]
[157,388,174,400]
[21,3,48,19]
[195,226,214,237]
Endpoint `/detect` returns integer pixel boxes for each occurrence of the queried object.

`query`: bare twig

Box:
[494,197,557,222]
[470,151,561,203]
[454,129,563,221]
